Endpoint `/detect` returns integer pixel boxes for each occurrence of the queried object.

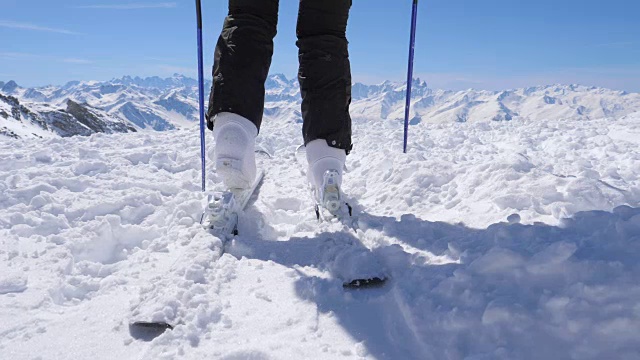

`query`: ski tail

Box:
[343,276,387,289]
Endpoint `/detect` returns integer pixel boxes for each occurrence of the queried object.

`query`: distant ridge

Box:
[1,74,639,139]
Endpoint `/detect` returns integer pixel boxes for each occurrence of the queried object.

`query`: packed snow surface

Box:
[1,109,640,359]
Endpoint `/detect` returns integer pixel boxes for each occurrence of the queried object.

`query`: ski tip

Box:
[343,277,387,289]
[129,321,173,341]
[131,321,174,330]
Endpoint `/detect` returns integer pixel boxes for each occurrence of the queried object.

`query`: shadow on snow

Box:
[232,200,640,359]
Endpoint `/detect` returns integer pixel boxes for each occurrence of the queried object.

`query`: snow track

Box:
[1,112,640,359]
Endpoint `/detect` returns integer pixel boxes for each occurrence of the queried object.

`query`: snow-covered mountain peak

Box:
[2,73,640,139]
[109,74,199,90]
[1,80,20,93]
[264,73,297,90]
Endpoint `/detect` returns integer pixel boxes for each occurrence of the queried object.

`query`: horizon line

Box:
[0,73,634,94]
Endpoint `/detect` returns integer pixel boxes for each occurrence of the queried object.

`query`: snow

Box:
[1,108,640,359]
[0,274,27,295]
[4,75,640,140]
[0,101,54,139]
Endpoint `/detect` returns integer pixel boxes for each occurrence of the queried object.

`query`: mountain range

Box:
[2,74,639,139]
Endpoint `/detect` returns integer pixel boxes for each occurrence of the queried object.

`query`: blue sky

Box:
[1,0,639,91]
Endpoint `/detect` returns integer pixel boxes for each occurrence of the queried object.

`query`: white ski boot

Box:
[213,112,257,189]
[204,113,264,236]
[306,139,348,217]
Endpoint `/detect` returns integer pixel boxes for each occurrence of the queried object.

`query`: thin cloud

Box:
[0,20,79,35]
[143,56,188,63]
[63,58,93,64]
[75,3,177,10]
[0,52,32,59]
[594,41,634,48]
[413,69,640,92]
[0,52,92,65]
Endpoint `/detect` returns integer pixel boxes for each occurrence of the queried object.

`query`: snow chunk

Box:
[507,213,521,224]
[32,150,53,163]
[0,275,27,294]
[72,161,109,176]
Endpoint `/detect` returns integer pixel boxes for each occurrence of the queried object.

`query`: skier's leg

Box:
[297,0,353,154]
[207,0,279,189]
[297,0,352,207]
[207,0,279,131]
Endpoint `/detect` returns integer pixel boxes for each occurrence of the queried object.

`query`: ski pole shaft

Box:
[403,0,419,154]
[196,0,206,191]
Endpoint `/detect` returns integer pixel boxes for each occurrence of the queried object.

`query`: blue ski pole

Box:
[196,0,206,192]
[403,0,419,154]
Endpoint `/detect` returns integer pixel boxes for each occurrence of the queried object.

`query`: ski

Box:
[295,144,387,289]
[129,166,265,336]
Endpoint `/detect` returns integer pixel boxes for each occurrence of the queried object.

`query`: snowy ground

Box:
[1,111,639,359]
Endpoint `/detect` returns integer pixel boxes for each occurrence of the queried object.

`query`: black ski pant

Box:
[207,0,353,154]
